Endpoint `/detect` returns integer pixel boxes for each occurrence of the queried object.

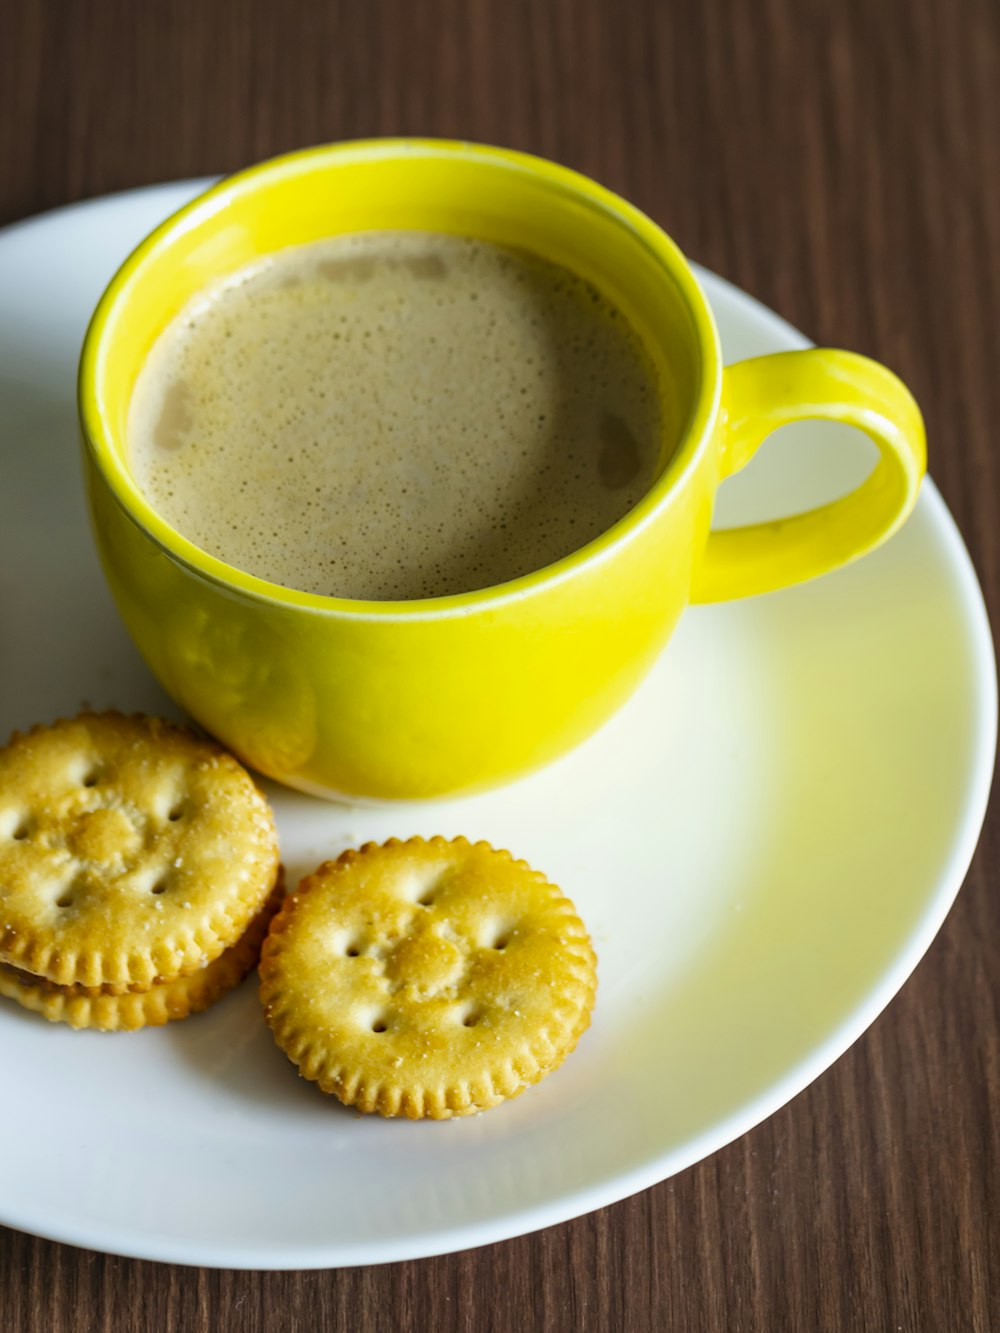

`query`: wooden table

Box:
[1,1,997,1327]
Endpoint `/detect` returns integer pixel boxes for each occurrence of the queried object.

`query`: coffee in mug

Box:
[127,231,667,600]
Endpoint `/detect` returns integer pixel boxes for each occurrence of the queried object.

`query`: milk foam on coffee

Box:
[128,232,665,600]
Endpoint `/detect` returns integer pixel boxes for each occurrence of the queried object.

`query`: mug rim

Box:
[78,138,723,621]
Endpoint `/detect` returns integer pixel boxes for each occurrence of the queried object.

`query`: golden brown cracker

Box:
[260,836,597,1118]
[0,713,280,987]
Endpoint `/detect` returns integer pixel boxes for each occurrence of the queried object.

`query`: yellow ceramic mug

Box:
[78,140,925,800]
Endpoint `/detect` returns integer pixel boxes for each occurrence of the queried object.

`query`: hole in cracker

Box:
[167,805,184,822]
[371,1016,388,1033]
[345,942,362,957]
[82,770,99,788]
[492,933,510,951]
[150,878,168,895]
[399,866,449,906]
[11,817,29,841]
[56,890,75,908]
[461,1006,483,1028]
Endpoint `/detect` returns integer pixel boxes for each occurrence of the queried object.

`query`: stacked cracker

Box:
[0,714,281,1031]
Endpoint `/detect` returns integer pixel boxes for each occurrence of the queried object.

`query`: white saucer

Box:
[0,184,994,1269]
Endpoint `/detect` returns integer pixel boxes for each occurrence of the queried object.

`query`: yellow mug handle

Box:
[691,349,926,602]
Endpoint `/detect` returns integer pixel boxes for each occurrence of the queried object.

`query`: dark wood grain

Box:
[1,1,997,1329]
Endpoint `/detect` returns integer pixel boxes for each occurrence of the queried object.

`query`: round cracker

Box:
[0,877,283,1031]
[260,836,597,1119]
[0,713,280,987]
